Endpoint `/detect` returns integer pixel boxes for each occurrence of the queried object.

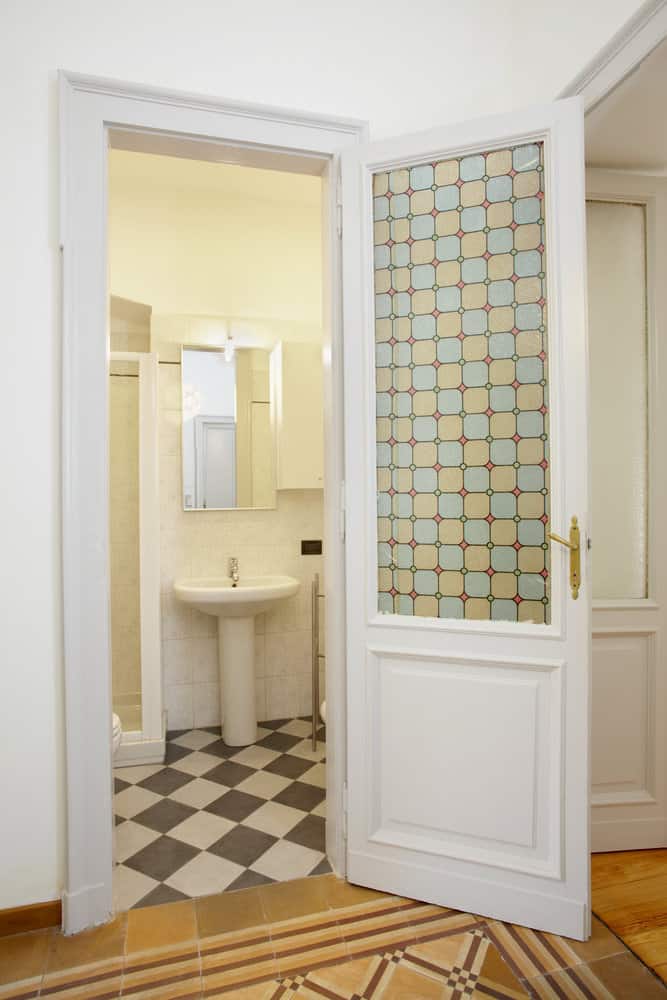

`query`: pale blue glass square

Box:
[375,245,390,269]
[491,546,517,571]
[488,280,514,307]
[460,154,485,181]
[374,196,389,221]
[411,215,435,239]
[491,492,517,518]
[462,310,487,335]
[466,572,490,597]
[435,185,460,211]
[516,304,542,330]
[438,388,462,414]
[486,175,512,202]
[413,415,438,440]
[463,413,489,439]
[410,164,434,190]
[464,519,489,544]
[461,206,485,232]
[518,465,544,491]
[462,361,488,387]
[391,193,410,218]
[412,314,436,339]
[513,144,540,172]
[414,570,438,595]
[438,441,463,466]
[413,365,436,390]
[518,519,545,545]
[436,235,460,261]
[440,597,464,618]
[436,286,461,313]
[519,574,545,600]
[490,439,516,464]
[492,599,517,621]
[514,198,540,225]
[517,411,544,437]
[490,386,515,411]
[464,467,489,492]
[461,258,487,283]
[489,333,514,358]
[438,339,462,363]
[515,250,541,277]
[516,357,543,384]
[439,493,463,518]
[439,545,464,570]
[414,519,437,543]
[414,467,438,492]
[412,263,435,289]
[487,228,513,254]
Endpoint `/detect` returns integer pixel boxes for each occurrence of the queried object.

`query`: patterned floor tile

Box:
[114,719,329,906]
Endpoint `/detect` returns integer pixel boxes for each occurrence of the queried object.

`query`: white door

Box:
[195,416,236,508]
[341,99,591,939]
[586,172,667,852]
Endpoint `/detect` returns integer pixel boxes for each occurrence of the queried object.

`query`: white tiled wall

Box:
[158,360,324,730]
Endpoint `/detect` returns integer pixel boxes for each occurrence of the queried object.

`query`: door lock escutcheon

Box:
[548,515,580,600]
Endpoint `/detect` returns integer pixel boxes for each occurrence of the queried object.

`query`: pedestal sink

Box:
[173,575,300,745]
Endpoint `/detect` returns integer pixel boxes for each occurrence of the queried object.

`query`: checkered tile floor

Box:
[113,717,328,910]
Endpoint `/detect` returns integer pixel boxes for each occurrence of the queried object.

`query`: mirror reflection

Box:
[181,346,275,510]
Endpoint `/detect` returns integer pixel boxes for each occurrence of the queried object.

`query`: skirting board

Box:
[0,899,61,938]
[114,712,166,766]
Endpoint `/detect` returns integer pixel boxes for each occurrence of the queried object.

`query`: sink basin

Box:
[174,575,299,618]
[174,574,300,746]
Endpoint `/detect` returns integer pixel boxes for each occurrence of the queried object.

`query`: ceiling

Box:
[585,35,667,173]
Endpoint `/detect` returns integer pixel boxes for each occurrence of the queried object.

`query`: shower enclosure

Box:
[109,350,164,764]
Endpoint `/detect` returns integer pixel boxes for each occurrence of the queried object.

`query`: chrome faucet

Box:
[228,557,240,587]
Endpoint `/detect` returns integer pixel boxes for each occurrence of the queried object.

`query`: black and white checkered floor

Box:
[113,717,328,910]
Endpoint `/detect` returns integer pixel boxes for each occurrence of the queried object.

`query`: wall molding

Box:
[558,0,667,111]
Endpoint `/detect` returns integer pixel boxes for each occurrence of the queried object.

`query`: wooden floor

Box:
[592,848,667,983]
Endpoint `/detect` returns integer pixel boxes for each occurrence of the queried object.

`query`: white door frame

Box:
[59,71,366,933]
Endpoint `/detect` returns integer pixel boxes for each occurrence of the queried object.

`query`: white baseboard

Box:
[114,713,166,766]
[62,882,112,935]
[592,815,667,851]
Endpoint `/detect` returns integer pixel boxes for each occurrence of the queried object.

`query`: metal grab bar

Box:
[311,574,325,750]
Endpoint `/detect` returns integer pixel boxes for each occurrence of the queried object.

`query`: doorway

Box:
[583,34,667,978]
[60,74,365,933]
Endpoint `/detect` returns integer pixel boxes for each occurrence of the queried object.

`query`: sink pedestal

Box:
[218,616,257,746]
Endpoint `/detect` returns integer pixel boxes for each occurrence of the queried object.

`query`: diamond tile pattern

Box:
[114,719,329,907]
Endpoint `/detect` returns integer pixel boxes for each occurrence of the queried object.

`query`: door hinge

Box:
[339,480,346,541]
[342,781,348,840]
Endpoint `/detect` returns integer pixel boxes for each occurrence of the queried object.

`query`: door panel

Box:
[342,99,591,938]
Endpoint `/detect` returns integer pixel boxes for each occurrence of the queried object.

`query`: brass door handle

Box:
[548,516,580,600]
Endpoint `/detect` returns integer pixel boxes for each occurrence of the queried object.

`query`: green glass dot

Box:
[537,164,544,172]
[388,263,394,271]
[407,262,414,269]
[408,312,415,319]
[542,596,549,604]
[407,213,413,220]
[487,594,494,602]
[514,568,521,576]
[409,463,416,471]
[435,541,442,548]
[512,354,519,362]
[435,489,441,497]
[540,433,547,441]
[513,461,520,469]
[410,514,416,522]
[513,515,521,523]
[484,278,490,286]
[432,284,438,291]
[487,541,493,549]
[483,226,490,234]
[461,515,468,523]
[408,362,415,369]
[389,463,395,471]
[538,217,544,225]
[432,234,438,241]
[539,271,545,279]
[389,314,396,321]
[542,542,549,550]
[510,196,516,204]
[485,382,492,390]
[431,184,437,191]
[462,567,468,575]
[434,437,441,444]
[457,255,464,263]
[485,435,493,443]
[435,592,442,600]
[510,248,517,256]
[483,174,489,182]
[512,407,520,415]
[458,307,465,314]
[458,359,465,366]
[486,488,493,496]
[512,301,517,309]
[387,215,393,222]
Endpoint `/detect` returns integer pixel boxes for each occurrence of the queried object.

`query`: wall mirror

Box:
[181,345,276,510]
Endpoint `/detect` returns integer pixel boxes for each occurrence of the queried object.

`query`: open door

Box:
[341,99,591,939]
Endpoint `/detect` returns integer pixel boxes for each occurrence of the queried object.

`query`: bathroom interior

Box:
[108,146,329,910]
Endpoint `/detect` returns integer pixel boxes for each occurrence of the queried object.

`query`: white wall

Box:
[0,0,646,910]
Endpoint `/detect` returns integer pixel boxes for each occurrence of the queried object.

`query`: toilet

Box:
[112,713,123,758]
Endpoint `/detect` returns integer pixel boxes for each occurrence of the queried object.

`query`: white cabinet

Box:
[270,342,324,490]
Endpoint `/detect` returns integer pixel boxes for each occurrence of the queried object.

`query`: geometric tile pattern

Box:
[374,142,551,623]
[8,883,663,999]
[113,719,329,909]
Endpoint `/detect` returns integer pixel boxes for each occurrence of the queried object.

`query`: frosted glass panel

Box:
[374,143,550,623]
[587,201,647,600]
